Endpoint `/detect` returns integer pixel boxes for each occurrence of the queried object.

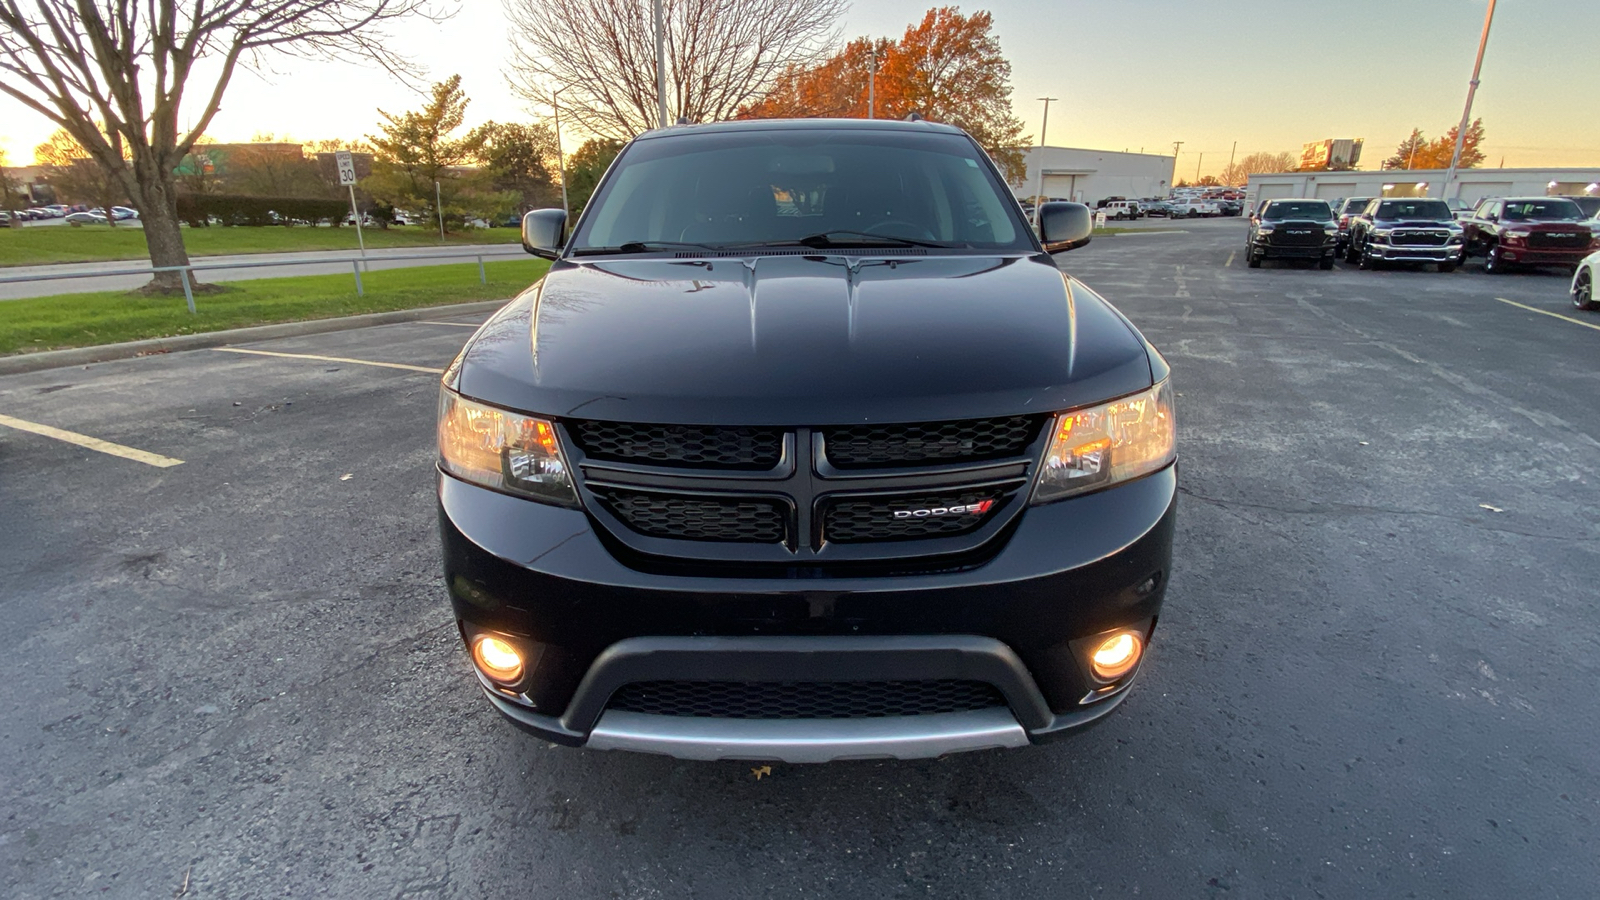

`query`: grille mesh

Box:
[1528,231,1588,249]
[571,421,783,469]
[824,490,1001,543]
[1268,227,1324,247]
[1390,230,1451,246]
[595,489,786,543]
[823,416,1041,468]
[606,680,1006,718]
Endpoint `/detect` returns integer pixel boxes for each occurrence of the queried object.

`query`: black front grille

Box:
[1390,229,1451,246]
[822,416,1042,468]
[1269,227,1324,247]
[571,421,783,470]
[823,489,1002,543]
[1528,231,1588,249]
[594,489,786,543]
[607,679,1006,718]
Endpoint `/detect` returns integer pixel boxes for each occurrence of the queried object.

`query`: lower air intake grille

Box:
[822,416,1042,468]
[823,490,1002,543]
[606,680,1007,718]
[570,421,783,469]
[595,489,786,543]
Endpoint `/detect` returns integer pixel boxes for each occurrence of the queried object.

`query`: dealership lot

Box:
[2,218,1597,898]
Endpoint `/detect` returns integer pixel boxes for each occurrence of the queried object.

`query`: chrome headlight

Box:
[1257,225,1275,234]
[1032,381,1176,505]
[438,389,579,507]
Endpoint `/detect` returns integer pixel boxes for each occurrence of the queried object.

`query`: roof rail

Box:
[905,111,924,122]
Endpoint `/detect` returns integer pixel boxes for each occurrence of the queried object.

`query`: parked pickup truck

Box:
[1461,197,1598,273]
[1166,199,1217,218]
[1344,197,1465,272]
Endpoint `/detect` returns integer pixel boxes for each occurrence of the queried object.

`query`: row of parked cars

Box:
[1094,197,1245,220]
[2,204,139,225]
[1244,194,1600,309]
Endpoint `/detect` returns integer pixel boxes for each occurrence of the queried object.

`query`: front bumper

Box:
[1498,247,1591,265]
[1254,239,1336,260]
[439,465,1177,760]
[1366,243,1463,262]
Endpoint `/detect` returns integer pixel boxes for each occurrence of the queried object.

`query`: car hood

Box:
[451,253,1154,425]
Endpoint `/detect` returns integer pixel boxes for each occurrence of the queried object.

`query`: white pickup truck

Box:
[1166,199,1218,218]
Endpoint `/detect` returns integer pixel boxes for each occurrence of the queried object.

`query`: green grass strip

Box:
[0,224,523,267]
[0,258,550,356]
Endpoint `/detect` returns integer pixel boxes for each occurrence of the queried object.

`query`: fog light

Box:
[471,635,524,683]
[1090,631,1144,681]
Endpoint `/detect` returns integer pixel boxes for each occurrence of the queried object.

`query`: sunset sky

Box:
[2,0,1596,177]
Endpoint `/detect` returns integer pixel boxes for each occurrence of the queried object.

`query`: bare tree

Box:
[1219,151,1298,187]
[0,0,441,293]
[505,0,846,141]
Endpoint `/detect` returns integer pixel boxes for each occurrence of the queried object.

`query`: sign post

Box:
[335,151,365,262]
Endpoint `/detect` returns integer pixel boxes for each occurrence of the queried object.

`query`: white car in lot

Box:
[1573,250,1600,311]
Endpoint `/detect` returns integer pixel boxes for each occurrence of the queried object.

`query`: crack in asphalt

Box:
[1176,486,1586,542]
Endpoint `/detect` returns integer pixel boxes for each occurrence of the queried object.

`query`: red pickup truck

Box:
[1460,197,1598,273]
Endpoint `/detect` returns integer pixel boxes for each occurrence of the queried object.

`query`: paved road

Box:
[0,242,523,301]
[2,220,1597,897]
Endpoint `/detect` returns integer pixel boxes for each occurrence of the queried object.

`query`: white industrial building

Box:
[1012,146,1177,206]
[1245,167,1600,208]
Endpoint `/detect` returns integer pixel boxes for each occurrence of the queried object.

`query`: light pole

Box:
[653,0,668,128]
[1170,141,1184,194]
[867,46,878,119]
[1196,152,1203,184]
[435,180,444,240]
[1440,0,1496,200]
[1031,96,1058,229]
[552,87,570,221]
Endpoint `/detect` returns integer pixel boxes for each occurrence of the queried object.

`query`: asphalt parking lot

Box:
[2,217,1597,898]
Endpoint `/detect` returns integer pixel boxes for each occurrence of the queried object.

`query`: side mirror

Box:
[1038,201,1093,253]
[521,209,567,259]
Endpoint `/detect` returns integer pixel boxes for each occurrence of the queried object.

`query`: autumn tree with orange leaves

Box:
[741,7,1029,181]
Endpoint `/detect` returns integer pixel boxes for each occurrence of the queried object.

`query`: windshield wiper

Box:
[792,230,958,249]
[569,240,724,257]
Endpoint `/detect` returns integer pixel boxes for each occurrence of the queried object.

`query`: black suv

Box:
[1344,197,1465,271]
[437,119,1176,762]
[1246,199,1338,268]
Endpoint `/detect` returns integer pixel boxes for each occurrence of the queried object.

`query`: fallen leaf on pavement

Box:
[751,765,772,780]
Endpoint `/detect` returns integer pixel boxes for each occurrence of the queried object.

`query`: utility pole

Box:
[1440,0,1496,200]
[1227,141,1237,182]
[1196,152,1203,183]
[1032,97,1059,229]
[1170,141,1184,192]
[653,0,669,128]
[552,88,570,222]
[867,46,877,119]
[1407,129,1420,170]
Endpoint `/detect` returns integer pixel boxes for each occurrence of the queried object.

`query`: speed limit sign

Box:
[335,150,357,186]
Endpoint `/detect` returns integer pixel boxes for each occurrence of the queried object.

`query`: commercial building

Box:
[1245,167,1600,207]
[1012,146,1177,206]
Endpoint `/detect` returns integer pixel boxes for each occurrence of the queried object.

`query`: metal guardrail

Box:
[0,248,528,313]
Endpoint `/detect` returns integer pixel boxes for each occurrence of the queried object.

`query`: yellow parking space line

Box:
[214,347,445,374]
[0,413,184,468]
[1494,297,1600,333]
[416,320,482,328]
[1224,251,1236,268]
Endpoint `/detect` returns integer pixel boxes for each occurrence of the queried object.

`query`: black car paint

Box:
[1345,200,1464,269]
[439,119,1173,751]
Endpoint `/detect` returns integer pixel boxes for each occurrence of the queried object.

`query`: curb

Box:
[0,299,509,377]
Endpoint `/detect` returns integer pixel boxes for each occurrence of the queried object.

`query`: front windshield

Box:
[1570,196,1600,217]
[1262,201,1332,221]
[1343,199,1373,213]
[568,128,1030,253]
[1502,199,1583,221]
[1376,200,1452,220]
